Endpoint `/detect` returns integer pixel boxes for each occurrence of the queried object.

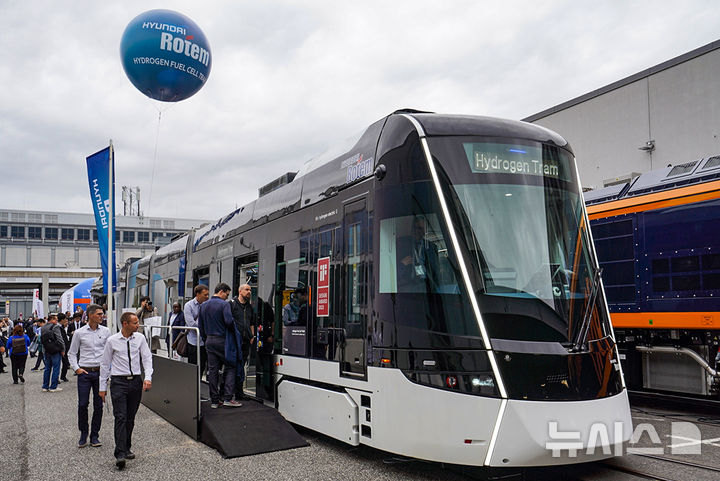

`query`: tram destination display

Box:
[464,142,562,179]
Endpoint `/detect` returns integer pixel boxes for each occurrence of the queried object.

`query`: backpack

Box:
[41,325,63,355]
[12,336,27,354]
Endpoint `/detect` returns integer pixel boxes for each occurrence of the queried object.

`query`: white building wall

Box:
[78,248,99,268]
[6,247,26,267]
[55,248,76,267]
[31,247,52,266]
[526,42,720,189]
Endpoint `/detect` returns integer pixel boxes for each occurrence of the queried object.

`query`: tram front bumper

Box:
[486,390,632,466]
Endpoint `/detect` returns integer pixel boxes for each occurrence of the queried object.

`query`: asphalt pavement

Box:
[0,360,473,481]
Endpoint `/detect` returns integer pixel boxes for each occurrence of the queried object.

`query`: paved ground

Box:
[0,362,473,481]
[6,359,720,481]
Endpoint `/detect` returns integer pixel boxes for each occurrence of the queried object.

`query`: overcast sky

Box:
[1,1,719,223]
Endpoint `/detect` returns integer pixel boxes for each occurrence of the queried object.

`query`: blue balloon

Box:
[120,10,212,102]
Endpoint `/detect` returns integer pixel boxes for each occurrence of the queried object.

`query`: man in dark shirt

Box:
[198,283,242,409]
[230,284,255,400]
[67,311,85,340]
[58,313,71,382]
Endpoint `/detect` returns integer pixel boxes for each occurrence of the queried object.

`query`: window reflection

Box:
[379,214,459,294]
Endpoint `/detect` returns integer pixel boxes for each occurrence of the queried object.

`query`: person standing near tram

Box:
[230,283,256,400]
[99,312,153,470]
[68,304,110,448]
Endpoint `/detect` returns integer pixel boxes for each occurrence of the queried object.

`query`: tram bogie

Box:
[114,110,631,466]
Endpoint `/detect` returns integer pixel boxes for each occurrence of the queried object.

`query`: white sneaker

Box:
[49,387,63,392]
[42,388,49,392]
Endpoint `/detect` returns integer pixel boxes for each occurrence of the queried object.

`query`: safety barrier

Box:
[139,324,202,439]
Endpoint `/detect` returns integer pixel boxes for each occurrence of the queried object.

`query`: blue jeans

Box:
[78,371,103,438]
[42,352,62,389]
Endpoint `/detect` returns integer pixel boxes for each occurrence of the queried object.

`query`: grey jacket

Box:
[40,322,65,353]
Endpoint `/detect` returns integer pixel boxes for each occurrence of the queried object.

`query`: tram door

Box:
[341,199,368,379]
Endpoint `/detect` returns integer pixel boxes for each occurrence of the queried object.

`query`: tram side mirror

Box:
[374,164,387,181]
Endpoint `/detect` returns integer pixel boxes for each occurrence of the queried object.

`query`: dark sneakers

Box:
[78,435,88,448]
[125,451,136,460]
[90,437,102,447]
[115,458,126,470]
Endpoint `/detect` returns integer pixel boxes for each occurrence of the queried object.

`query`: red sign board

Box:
[317,257,330,317]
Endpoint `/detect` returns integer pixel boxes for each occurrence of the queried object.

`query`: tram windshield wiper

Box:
[571,267,603,352]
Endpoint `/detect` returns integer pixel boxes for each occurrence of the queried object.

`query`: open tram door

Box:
[233,253,259,396]
[340,198,369,379]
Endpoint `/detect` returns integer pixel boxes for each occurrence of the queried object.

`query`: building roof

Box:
[523,39,720,123]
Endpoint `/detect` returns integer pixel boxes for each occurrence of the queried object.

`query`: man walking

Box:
[58,313,71,382]
[199,283,242,409]
[99,312,153,470]
[184,285,209,376]
[230,284,256,400]
[40,314,65,392]
[68,304,110,448]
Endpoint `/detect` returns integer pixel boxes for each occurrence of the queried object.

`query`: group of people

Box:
[1,311,85,383]
[2,282,262,470]
[181,282,258,408]
[3,306,153,471]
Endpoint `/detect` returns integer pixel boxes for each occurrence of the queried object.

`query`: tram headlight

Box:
[471,375,494,388]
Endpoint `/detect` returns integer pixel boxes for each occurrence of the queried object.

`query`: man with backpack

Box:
[40,313,66,392]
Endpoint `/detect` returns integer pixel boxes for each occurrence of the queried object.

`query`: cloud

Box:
[1,0,719,222]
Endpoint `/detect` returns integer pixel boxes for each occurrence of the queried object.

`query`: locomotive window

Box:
[704,273,720,290]
[703,253,720,270]
[671,256,699,272]
[604,286,636,303]
[652,276,670,292]
[591,219,633,239]
[650,252,720,293]
[673,275,700,291]
[652,258,669,274]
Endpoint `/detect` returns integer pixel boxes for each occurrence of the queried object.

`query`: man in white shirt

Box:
[99,312,153,470]
[68,304,110,448]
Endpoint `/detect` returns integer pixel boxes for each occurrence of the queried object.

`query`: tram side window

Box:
[379,214,458,294]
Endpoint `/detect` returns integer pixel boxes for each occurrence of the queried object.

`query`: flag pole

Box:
[108,139,114,333]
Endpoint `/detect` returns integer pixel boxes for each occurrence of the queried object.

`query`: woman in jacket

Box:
[5,324,30,384]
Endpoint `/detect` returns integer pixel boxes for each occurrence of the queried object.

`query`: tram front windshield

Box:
[428,137,605,343]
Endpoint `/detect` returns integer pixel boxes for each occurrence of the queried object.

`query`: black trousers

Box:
[187,344,207,377]
[60,353,70,380]
[10,354,27,383]
[110,376,143,459]
[33,351,45,369]
[234,343,250,398]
